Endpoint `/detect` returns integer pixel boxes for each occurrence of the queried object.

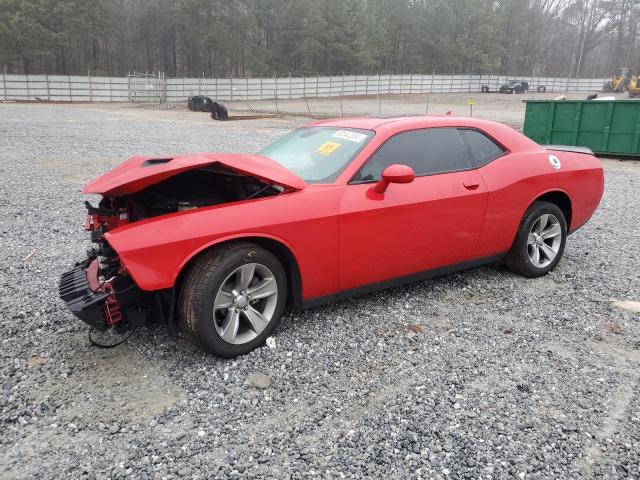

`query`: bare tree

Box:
[565,0,610,77]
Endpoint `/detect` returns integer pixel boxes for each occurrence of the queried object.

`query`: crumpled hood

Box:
[82,153,307,196]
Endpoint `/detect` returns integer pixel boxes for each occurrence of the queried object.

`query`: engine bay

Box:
[87,165,283,226]
[128,166,282,220]
[85,166,283,232]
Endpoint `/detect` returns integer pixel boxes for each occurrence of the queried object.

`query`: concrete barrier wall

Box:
[1,74,131,102]
[0,73,608,102]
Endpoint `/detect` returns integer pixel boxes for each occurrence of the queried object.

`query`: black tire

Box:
[178,243,287,357]
[210,102,229,120]
[537,85,546,93]
[505,201,567,278]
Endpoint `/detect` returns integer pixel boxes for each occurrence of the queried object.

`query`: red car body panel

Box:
[106,186,344,298]
[474,151,603,256]
[91,116,603,305]
[82,152,307,196]
[337,170,488,290]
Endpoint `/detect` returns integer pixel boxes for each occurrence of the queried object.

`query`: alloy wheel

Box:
[527,213,562,268]
[212,263,278,344]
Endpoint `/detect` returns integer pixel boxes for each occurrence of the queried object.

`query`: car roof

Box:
[306,115,541,152]
[307,115,503,133]
[307,116,400,129]
[310,115,487,129]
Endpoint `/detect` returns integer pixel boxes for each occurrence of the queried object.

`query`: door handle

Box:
[463,180,480,190]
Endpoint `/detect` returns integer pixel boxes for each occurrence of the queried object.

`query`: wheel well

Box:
[534,191,572,229]
[175,237,303,308]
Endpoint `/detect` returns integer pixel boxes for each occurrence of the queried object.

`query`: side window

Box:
[354,128,472,182]
[459,129,505,167]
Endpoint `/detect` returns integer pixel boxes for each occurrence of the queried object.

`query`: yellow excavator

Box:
[602,67,640,97]
[628,74,640,98]
[602,68,631,92]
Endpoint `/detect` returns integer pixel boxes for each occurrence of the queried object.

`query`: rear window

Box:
[459,129,505,167]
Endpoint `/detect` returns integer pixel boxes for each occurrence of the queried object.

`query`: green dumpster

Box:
[523,99,640,156]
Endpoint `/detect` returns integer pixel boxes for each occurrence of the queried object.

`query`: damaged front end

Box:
[58,200,154,332]
[58,153,305,333]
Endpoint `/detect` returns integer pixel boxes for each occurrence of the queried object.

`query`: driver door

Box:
[338,128,488,291]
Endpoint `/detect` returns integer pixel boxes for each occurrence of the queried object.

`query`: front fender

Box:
[111,231,297,290]
[105,186,344,299]
[174,232,300,283]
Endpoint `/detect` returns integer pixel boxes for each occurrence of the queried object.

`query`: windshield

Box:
[259,127,374,183]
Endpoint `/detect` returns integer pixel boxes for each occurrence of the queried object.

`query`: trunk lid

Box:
[544,145,594,155]
[82,153,307,196]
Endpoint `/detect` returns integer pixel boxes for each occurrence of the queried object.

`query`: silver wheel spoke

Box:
[236,263,256,290]
[527,232,537,245]
[541,223,561,239]
[219,310,240,343]
[539,242,557,261]
[213,288,234,310]
[532,245,541,265]
[248,277,277,299]
[243,307,269,334]
[535,214,549,233]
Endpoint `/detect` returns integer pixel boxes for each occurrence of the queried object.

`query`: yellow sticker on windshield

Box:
[315,141,342,156]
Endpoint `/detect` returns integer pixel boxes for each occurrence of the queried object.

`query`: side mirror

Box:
[372,164,415,193]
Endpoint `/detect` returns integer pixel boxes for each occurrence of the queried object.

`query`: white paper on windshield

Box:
[332,130,367,143]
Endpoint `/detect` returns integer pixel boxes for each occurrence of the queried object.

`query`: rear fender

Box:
[477,150,602,255]
[550,151,604,231]
[523,188,573,234]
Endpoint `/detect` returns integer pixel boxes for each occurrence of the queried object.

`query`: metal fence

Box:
[0,72,608,103]
[1,74,130,102]
[130,72,165,102]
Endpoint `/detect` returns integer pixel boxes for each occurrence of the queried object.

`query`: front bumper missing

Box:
[59,262,110,330]
[59,261,151,331]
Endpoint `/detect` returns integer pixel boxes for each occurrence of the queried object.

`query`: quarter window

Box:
[354,128,472,182]
[459,129,505,167]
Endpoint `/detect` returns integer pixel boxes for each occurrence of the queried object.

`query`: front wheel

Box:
[506,201,567,278]
[179,243,287,357]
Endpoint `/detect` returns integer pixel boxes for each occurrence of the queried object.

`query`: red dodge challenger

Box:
[60,115,604,356]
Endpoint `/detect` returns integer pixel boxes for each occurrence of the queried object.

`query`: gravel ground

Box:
[1,102,639,479]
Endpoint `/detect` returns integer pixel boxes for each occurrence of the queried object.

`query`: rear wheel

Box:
[506,201,567,278]
[179,243,287,357]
